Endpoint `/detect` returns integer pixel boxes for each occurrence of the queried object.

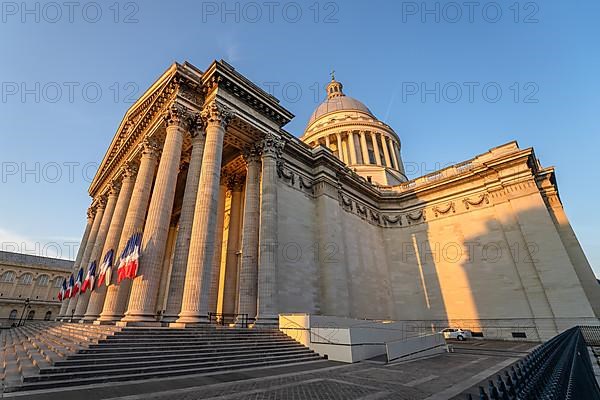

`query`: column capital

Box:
[86,206,95,220]
[163,103,194,129]
[201,101,233,129]
[242,144,262,164]
[139,136,161,158]
[122,160,139,180]
[260,133,285,158]
[96,194,108,209]
[225,173,244,192]
[108,180,121,196]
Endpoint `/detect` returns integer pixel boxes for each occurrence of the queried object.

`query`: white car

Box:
[441,328,472,341]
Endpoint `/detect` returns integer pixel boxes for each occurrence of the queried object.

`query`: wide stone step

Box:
[17,356,324,390]
[43,348,315,374]
[61,342,305,363]
[101,334,284,342]
[25,352,321,383]
[89,337,295,349]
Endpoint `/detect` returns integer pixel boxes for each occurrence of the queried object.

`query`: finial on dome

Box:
[326,71,344,99]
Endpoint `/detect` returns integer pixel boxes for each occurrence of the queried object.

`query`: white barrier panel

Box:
[386,333,446,362]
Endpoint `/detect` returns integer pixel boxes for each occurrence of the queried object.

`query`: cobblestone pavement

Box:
[101,340,536,400]
[3,340,535,400]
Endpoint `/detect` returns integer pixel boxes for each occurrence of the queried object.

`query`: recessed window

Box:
[53,277,63,288]
[1,271,15,283]
[37,275,49,286]
[20,274,33,285]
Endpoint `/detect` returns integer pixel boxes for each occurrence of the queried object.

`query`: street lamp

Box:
[17,298,30,327]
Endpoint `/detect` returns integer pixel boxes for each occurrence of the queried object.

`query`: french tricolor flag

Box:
[97,249,114,287]
[73,267,84,296]
[118,233,142,283]
[65,274,74,298]
[81,260,96,293]
[58,278,67,301]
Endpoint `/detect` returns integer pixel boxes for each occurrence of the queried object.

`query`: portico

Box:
[60,61,292,327]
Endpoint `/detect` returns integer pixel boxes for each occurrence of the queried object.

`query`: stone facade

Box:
[0,251,71,326]
[59,60,599,340]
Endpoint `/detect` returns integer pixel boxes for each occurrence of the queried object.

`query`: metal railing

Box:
[467,326,600,399]
[207,313,248,328]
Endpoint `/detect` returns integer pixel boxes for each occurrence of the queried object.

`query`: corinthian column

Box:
[162,128,206,322]
[122,105,190,325]
[174,101,232,325]
[381,134,392,168]
[97,137,160,323]
[65,198,106,320]
[359,131,370,164]
[59,207,94,318]
[235,146,261,325]
[73,182,119,321]
[370,132,382,166]
[208,183,227,313]
[221,176,244,316]
[347,132,357,165]
[255,133,284,326]
[84,163,137,322]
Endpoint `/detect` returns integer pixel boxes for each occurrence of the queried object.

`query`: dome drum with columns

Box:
[302,75,407,186]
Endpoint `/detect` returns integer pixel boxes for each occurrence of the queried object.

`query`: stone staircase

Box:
[1,322,322,392]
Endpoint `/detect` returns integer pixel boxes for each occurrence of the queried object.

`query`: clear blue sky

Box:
[0,1,598,274]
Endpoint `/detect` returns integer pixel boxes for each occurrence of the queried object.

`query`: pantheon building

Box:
[59,60,599,340]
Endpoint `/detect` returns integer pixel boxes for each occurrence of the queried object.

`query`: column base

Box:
[172,314,210,327]
[82,315,100,322]
[96,314,125,323]
[93,319,117,325]
[78,319,93,324]
[116,320,163,327]
[160,314,179,323]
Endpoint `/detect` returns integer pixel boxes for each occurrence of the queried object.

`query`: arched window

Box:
[20,274,33,285]
[37,275,49,286]
[8,309,17,320]
[1,271,15,283]
[44,311,52,320]
[26,310,35,320]
[53,277,63,288]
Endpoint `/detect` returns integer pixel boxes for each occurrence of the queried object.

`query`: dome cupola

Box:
[301,73,407,186]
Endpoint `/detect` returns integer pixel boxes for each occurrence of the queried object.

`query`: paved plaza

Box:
[5,340,536,400]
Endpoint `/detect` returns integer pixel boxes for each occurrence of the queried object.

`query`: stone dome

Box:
[301,74,407,186]
[307,95,374,126]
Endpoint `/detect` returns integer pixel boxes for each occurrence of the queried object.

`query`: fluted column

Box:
[97,137,160,323]
[156,223,178,315]
[359,131,370,164]
[255,134,284,326]
[162,130,206,322]
[388,138,399,170]
[393,141,406,176]
[340,135,349,164]
[208,183,227,313]
[347,132,357,165]
[335,133,344,162]
[175,101,232,325]
[235,147,261,325]
[73,183,119,320]
[65,198,106,319]
[325,134,330,149]
[370,131,382,166]
[122,105,191,325]
[381,134,392,168]
[221,177,244,316]
[84,163,137,322]
[59,207,94,318]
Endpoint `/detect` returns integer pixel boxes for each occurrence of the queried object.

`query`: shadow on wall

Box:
[374,191,599,342]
